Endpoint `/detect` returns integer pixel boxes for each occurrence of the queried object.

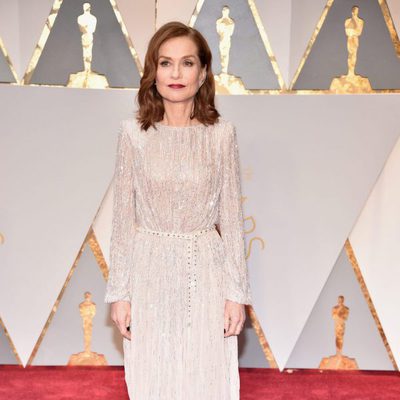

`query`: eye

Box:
[159,60,170,66]
[184,60,194,66]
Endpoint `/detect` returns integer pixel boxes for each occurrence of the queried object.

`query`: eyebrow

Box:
[158,55,197,60]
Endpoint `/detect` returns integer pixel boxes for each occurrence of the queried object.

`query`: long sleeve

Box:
[218,122,252,305]
[104,120,136,303]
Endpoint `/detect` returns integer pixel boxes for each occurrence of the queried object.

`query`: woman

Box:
[104,21,252,399]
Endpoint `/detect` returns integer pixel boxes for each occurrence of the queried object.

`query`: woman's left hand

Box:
[224,299,246,337]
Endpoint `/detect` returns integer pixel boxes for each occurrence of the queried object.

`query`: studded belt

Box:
[135,225,217,327]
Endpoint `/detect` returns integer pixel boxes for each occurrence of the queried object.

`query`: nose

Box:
[171,63,181,79]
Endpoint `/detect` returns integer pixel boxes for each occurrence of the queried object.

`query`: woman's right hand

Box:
[111,300,131,340]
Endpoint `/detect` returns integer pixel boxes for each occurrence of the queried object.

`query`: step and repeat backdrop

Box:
[1,0,400,371]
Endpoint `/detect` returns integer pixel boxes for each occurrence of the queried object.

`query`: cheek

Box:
[156,68,168,83]
[186,69,202,85]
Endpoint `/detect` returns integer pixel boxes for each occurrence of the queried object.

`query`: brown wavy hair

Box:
[136,21,220,131]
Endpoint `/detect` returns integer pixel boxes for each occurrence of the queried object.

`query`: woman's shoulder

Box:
[118,116,148,147]
[120,116,140,135]
[212,116,231,127]
[209,117,235,133]
[212,118,236,143]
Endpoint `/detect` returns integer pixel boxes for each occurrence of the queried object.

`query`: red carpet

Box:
[0,366,400,399]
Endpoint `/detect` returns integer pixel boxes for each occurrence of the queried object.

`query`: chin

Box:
[161,93,196,103]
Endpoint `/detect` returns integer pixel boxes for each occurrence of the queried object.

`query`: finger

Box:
[226,315,237,336]
[224,313,230,337]
[125,313,132,340]
[227,317,240,336]
[117,320,131,340]
[234,321,244,335]
[124,329,131,340]
[235,314,246,335]
[121,325,131,340]
[125,310,131,328]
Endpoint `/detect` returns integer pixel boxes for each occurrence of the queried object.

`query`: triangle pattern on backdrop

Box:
[238,305,278,368]
[349,132,400,370]
[22,0,142,88]
[216,94,400,370]
[0,317,22,365]
[286,242,396,370]
[290,0,400,91]
[0,36,18,84]
[189,0,285,92]
[28,228,123,366]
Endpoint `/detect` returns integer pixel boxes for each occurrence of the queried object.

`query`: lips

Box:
[168,84,186,89]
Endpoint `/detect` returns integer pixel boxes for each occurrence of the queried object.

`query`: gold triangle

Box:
[87,229,109,281]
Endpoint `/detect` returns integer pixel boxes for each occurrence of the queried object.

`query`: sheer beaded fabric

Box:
[104,116,252,399]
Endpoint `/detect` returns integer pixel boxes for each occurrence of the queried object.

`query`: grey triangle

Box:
[0,321,19,364]
[32,243,123,365]
[293,0,400,89]
[238,311,270,368]
[192,0,281,89]
[29,0,141,87]
[286,246,394,370]
[0,43,17,83]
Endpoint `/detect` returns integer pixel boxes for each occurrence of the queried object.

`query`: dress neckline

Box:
[154,121,206,130]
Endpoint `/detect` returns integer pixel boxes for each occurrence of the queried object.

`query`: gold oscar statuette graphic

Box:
[319,295,358,369]
[330,6,372,93]
[67,3,109,88]
[214,6,247,94]
[68,291,107,365]
[0,232,4,244]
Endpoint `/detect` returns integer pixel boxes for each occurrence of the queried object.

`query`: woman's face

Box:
[155,36,206,105]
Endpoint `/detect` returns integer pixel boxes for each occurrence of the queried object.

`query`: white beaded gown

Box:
[104,116,252,400]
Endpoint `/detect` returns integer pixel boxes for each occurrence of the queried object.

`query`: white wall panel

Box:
[217,94,400,369]
[156,0,197,29]
[387,0,400,36]
[116,0,155,66]
[0,85,138,365]
[350,135,400,369]
[256,0,292,87]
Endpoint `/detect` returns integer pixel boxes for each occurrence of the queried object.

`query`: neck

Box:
[161,99,198,127]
